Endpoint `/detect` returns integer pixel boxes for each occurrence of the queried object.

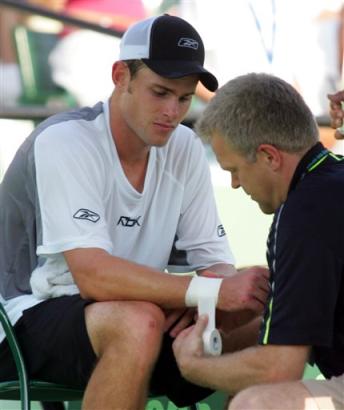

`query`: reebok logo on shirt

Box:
[117,216,141,227]
[217,224,226,237]
[73,209,100,223]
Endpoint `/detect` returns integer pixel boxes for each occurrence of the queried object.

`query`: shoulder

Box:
[279,169,344,245]
[33,103,105,152]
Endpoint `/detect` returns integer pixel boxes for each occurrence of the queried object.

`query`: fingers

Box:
[194,314,209,336]
[328,91,344,104]
[174,324,196,342]
[174,315,208,341]
[335,129,344,140]
[173,315,208,355]
[329,115,343,129]
[169,309,196,338]
[218,267,271,313]
[328,92,344,137]
[163,309,183,332]
[254,285,270,305]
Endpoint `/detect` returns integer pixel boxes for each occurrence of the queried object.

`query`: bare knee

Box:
[229,386,269,410]
[85,301,165,357]
[229,382,313,410]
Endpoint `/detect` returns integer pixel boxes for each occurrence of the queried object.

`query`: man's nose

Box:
[231,174,240,189]
[163,98,180,118]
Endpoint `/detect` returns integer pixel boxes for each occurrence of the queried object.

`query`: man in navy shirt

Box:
[173,73,344,410]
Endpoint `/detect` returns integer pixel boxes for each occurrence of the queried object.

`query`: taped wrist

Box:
[185,275,223,307]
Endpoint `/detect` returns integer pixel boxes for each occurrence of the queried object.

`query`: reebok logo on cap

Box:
[119,14,218,91]
[178,38,199,50]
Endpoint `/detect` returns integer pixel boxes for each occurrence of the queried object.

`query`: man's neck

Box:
[276,149,309,207]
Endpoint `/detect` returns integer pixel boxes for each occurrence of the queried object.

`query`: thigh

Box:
[149,332,214,408]
[303,374,344,410]
[0,295,96,388]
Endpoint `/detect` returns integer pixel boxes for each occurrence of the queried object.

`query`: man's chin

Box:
[258,203,275,215]
[153,138,170,148]
[153,132,174,147]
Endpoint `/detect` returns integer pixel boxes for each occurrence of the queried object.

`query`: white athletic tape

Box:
[198,297,222,356]
[337,102,344,135]
[185,276,223,307]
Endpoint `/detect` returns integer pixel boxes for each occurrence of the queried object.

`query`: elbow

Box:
[264,363,304,384]
[78,288,93,301]
[256,345,309,384]
[73,271,106,301]
[76,280,109,301]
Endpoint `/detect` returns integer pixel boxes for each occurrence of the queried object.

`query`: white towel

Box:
[30,256,79,299]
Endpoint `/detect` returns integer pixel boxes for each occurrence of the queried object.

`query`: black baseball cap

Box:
[119,14,218,92]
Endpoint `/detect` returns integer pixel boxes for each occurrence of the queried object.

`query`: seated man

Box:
[173,74,344,410]
[0,15,269,410]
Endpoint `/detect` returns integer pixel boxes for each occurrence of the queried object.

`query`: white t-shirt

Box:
[0,100,235,343]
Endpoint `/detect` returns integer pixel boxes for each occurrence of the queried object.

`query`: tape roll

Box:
[203,328,222,356]
[198,297,222,356]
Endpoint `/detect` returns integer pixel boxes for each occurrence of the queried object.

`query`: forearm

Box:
[178,345,309,395]
[64,248,191,308]
[222,316,261,353]
[64,248,267,314]
[198,263,237,277]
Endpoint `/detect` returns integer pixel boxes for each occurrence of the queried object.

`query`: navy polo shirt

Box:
[259,142,344,378]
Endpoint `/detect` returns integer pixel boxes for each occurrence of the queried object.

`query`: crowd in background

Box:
[0,0,343,176]
[0,0,343,115]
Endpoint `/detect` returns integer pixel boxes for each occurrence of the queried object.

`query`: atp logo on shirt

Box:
[73,208,100,223]
[117,216,141,227]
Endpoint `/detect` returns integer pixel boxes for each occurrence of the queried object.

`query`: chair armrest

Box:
[0,302,30,408]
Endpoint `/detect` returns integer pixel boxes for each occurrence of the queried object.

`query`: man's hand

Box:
[217,266,270,314]
[164,308,197,338]
[172,314,208,382]
[328,91,344,139]
[216,309,258,334]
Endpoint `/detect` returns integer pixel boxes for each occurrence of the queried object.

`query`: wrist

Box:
[185,276,223,307]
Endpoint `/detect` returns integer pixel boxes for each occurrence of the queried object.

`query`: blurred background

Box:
[0,0,343,268]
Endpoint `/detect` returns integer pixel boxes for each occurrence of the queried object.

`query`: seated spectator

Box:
[28,0,147,106]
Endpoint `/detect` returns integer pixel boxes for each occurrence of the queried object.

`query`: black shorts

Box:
[0,295,212,407]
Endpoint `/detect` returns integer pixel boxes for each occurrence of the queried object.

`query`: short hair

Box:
[196,73,319,161]
[124,59,146,79]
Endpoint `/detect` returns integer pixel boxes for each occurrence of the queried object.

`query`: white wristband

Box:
[185,276,223,307]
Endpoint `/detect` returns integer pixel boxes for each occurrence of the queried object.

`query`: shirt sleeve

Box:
[34,127,113,256]
[167,134,235,272]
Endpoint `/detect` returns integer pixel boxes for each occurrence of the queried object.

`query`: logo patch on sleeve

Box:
[73,209,100,223]
[217,224,226,237]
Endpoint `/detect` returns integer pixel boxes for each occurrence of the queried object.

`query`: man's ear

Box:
[257,144,282,171]
[111,61,129,88]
